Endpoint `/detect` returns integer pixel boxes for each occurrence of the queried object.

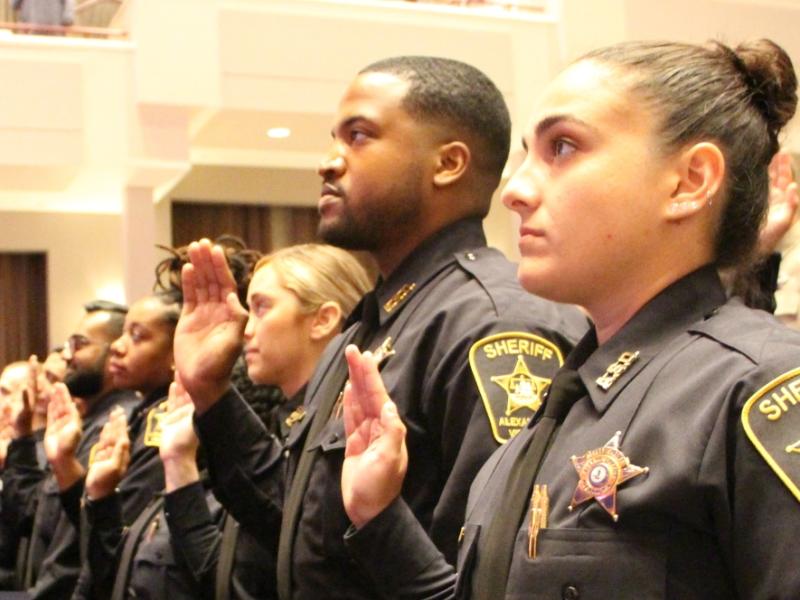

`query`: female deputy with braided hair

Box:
[341,39,800,599]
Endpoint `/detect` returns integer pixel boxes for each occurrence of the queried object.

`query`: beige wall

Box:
[0,211,123,347]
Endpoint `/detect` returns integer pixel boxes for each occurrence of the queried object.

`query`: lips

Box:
[319,183,344,211]
[108,360,126,376]
[519,225,545,238]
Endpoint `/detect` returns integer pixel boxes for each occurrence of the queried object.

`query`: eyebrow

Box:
[330,115,369,138]
[533,114,599,140]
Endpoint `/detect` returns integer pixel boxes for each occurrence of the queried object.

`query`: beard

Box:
[318,212,381,251]
[317,192,422,252]
[64,366,104,398]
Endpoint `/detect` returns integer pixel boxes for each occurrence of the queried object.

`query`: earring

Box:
[707,190,713,207]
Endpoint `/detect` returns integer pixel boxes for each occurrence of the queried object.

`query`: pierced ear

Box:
[432,141,470,188]
[664,142,725,221]
[309,302,342,342]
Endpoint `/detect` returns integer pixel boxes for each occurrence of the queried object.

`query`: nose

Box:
[61,345,73,363]
[110,336,126,357]
[501,162,541,214]
[317,143,345,179]
[243,314,256,340]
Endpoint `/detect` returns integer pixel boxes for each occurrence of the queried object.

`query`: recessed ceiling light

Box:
[267,127,291,139]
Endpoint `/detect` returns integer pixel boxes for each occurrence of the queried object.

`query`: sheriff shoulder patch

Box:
[742,366,800,503]
[469,332,565,444]
[144,400,170,448]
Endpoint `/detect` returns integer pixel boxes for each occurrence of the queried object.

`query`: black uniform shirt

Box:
[347,264,800,600]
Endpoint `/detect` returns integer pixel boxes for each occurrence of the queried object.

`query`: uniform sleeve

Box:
[58,478,84,529]
[345,497,456,600]
[1,436,46,533]
[194,388,286,546]
[82,492,126,599]
[729,391,800,598]
[163,481,223,597]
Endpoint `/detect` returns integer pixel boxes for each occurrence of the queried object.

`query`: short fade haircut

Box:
[83,299,127,340]
[360,56,511,191]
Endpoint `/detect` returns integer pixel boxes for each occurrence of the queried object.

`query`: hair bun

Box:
[732,39,797,134]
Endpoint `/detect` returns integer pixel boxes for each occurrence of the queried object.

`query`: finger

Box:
[344,345,367,395]
[211,244,239,303]
[226,291,248,322]
[112,437,131,470]
[188,241,210,304]
[379,400,407,450]
[27,355,39,407]
[167,381,179,412]
[181,263,197,313]
[359,351,391,419]
[343,382,362,439]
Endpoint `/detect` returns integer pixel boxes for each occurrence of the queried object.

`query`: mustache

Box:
[321,181,344,197]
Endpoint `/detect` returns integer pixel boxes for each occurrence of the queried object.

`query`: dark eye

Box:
[349,130,368,143]
[553,138,576,158]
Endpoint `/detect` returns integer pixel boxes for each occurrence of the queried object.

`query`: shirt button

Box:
[465,252,476,261]
[283,449,290,459]
[562,584,580,600]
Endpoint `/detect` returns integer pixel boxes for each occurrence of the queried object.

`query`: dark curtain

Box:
[171,202,319,252]
[0,253,48,367]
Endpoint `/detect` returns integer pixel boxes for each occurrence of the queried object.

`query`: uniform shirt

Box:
[25,388,138,600]
[196,218,587,600]
[161,391,304,600]
[346,264,800,599]
[72,387,169,599]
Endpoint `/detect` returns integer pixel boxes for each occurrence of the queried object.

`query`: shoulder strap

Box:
[214,513,238,600]
[110,495,165,600]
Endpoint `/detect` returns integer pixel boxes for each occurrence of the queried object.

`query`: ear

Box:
[309,302,343,342]
[432,141,471,188]
[664,142,725,222]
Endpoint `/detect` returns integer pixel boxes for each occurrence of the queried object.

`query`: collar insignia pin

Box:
[371,336,396,366]
[595,351,640,391]
[384,283,416,313]
[568,431,648,522]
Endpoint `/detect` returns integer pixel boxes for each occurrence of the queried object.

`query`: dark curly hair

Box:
[153,234,262,308]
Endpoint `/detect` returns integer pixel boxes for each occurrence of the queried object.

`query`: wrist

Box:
[189,383,232,415]
[51,456,86,492]
[13,419,32,439]
[163,457,200,493]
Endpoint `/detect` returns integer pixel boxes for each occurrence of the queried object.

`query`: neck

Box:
[586,264,710,345]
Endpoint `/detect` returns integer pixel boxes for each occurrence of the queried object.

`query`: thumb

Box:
[380,400,406,448]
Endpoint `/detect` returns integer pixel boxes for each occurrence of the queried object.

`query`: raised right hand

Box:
[44,383,86,490]
[44,383,82,466]
[159,376,201,492]
[12,355,39,439]
[85,407,130,500]
[173,239,248,413]
[341,345,408,529]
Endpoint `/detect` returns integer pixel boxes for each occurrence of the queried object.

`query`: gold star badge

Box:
[491,355,552,415]
[568,431,648,521]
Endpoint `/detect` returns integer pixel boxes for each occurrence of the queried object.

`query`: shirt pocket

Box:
[454,523,481,598]
[506,527,666,600]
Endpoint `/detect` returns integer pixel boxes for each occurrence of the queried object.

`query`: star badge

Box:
[491,355,552,415]
[568,431,648,521]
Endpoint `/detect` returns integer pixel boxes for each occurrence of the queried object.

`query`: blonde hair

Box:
[254,244,373,324]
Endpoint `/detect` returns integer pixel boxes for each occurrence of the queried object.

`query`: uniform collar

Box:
[575,264,727,414]
[346,217,487,329]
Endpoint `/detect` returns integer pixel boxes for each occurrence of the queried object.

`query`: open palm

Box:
[173,239,248,410]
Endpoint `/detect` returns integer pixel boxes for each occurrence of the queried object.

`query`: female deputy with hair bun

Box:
[341,39,800,599]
